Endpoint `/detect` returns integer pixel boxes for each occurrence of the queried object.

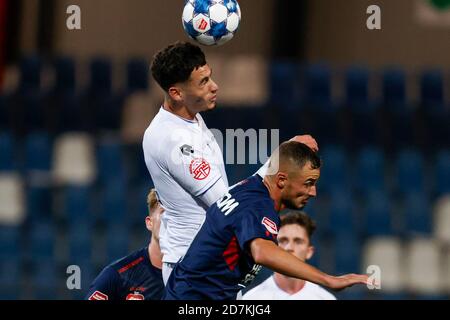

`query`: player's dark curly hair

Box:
[280,210,317,241]
[151,41,207,91]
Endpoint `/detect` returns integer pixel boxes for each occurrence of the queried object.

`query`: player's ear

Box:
[306,245,314,260]
[145,216,153,232]
[168,86,183,102]
[276,172,287,189]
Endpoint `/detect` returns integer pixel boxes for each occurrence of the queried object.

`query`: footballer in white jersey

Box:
[241,211,335,300]
[143,107,228,267]
[241,276,336,300]
[144,42,319,284]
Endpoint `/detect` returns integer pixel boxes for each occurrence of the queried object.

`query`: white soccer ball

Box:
[182,0,241,46]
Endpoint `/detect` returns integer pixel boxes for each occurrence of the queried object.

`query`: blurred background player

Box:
[163,142,370,300]
[85,189,164,300]
[143,41,319,284]
[241,210,336,300]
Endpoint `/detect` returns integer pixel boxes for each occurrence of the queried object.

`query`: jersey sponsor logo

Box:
[216,193,239,216]
[180,144,194,156]
[126,292,145,300]
[189,158,211,180]
[118,256,144,274]
[261,217,278,235]
[88,291,109,300]
[240,264,263,287]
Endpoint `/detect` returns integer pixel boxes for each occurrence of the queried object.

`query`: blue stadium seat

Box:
[89,58,112,94]
[0,225,20,261]
[26,184,52,222]
[345,67,378,147]
[64,185,92,224]
[304,64,332,109]
[420,69,444,110]
[403,192,431,236]
[435,150,450,195]
[345,66,370,109]
[100,180,127,225]
[106,223,130,262]
[19,56,42,92]
[29,221,56,261]
[31,260,57,299]
[318,145,350,193]
[25,132,52,172]
[303,64,338,144]
[68,221,93,262]
[0,132,15,171]
[81,57,123,132]
[23,91,47,133]
[334,233,361,275]
[96,140,126,184]
[328,189,357,236]
[418,69,448,150]
[95,94,123,132]
[382,68,413,149]
[382,68,407,109]
[123,143,151,186]
[364,190,392,236]
[53,56,76,93]
[127,58,149,93]
[354,146,385,194]
[0,257,21,300]
[52,91,83,132]
[394,149,425,194]
[269,61,301,109]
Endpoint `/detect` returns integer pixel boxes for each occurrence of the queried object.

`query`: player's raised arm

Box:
[250,238,369,291]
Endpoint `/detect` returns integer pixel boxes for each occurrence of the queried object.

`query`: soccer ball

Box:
[182,0,241,46]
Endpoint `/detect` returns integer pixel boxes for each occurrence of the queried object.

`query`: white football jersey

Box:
[241,276,336,300]
[143,107,228,264]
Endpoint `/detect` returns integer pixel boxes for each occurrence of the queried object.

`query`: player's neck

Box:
[148,239,162,269]
[163,100,197,122]
[263,176,283,212]
[273,272,306,295]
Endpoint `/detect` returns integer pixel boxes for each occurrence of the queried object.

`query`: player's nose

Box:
[309,186,317,197]
[211,79,219,93]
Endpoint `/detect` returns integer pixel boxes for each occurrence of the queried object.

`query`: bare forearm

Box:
[251,239,331,287]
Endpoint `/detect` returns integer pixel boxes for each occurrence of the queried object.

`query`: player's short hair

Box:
[268,141,321,174]
[151,41,207,91]
[280,210,317,242]
[147,188,160,216]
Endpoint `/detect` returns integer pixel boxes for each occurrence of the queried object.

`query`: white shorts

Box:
[162,262,177,285]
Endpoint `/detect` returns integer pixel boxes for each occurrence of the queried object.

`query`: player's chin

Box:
[207,101,217,110]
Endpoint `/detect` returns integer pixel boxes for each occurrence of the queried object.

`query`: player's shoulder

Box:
[108,247,149,275]
[304,281,337,300]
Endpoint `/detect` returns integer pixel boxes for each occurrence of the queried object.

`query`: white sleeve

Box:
[165,137,222,198]
[198,177,228,207]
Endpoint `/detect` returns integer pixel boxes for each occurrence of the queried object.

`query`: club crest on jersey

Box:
[189,158,211,180]
[261,217,278,235]
[126,292,145,300]
[88,291,108,300]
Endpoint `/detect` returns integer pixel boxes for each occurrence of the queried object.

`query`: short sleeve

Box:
[164,132,222,197]
[234,203,280,253]
[85,267,122,300]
